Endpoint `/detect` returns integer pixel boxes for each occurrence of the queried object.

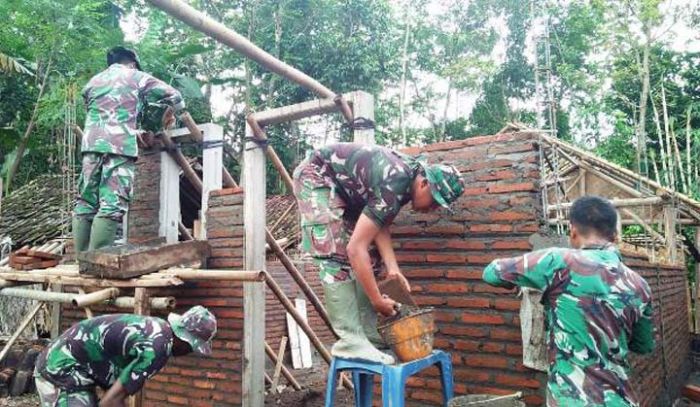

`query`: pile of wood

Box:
[8,246,61,270]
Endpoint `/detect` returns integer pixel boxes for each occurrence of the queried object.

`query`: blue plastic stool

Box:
[324,350,454,407]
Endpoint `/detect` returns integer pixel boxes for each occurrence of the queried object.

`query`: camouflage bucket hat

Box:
[168,305,217,355]
[421,163,465,210]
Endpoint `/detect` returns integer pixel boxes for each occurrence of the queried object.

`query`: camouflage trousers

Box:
[292,160,380,283]
[74,153,135,222]
[34,375,98,407]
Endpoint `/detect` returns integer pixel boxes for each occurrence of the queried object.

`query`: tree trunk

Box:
[440,78,453,142]
[244,0,257,112]
[660,85,676,189]
[650,91,670,186]
[266,1,282,107]
[5,58,52,193]
[635,23,651,178]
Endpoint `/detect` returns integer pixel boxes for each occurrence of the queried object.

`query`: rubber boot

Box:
[88,217,119,251]
[354,279,388,349]
[72,216,93,254]
[323,280,394,364]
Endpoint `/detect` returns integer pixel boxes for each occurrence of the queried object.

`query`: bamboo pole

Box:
[246,116,294,192]
[179,112,237,188]
[620,208,664,243]
[547,197,663,211]
[0,287,76,303]
[161,131,203,194]
[147,0,336,99]
[178,222,194,241]
[112,296,176,310]
[72,288,120,308]
[264,272,351,389]
[143,268,265,281]
[0,302,44,364]
[264,340,301,391]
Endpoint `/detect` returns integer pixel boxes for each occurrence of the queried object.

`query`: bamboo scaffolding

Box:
[264,340,301,390]
[72,288,120,307]
[547,197,663,211]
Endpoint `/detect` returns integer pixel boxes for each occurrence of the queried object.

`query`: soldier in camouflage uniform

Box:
[293,143,464,363]
[73,46,185,253]
[482,196,655,407]
[34,306,216,407]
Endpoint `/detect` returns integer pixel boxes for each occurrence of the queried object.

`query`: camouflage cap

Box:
[421,163,465,210]
[107,46,142,71]
[168,305,217,355]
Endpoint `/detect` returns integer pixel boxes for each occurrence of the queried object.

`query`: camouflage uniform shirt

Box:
[308,143,420,227]
[35,314,173,395]
[81,63,184,158]
[483,244,655,407]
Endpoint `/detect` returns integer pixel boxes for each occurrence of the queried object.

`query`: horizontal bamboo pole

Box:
[547,197,664,211]
[0,287,76,303]
[72,288,120,307]
[144,268,266,281]
[112,296,176,310]
[0,270,184,288]
[252,94,357,126]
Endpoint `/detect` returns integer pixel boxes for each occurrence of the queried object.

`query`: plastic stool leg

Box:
[437,355,454,406]
[381,368,405,407]
[352,372,374,407]
[324,359,339,407]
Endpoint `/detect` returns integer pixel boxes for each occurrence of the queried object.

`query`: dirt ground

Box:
[0,394,38,407]
[265,366,354,407]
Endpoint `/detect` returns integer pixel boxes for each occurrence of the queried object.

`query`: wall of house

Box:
[391,131,690,406]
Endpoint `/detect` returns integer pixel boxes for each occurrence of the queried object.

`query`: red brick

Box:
[476,170,517,182]
[470,224,513,233]
[425,283,469,293]
[410,390,444,404]
[492,240,531,250]
[445,270,483,280]
[439,326,488,338]
[489,182,537,194]
[395,253,426,262]
[210,187,243,196]
[426,253,468,263]
[446,297,490,308]
[506,344,523,355]
[490,327,522,341]
[453,368,491,382]
[489,211,533,221]
[463,187,489,196]
[464,355,509,369]
[493,298,522,311]
[445,240,487,250]
[461,313,505,325]
[401,241,445,250]
[391,225,424,235]
[193,379,216,389]
[166,395,189,405]
[472,283,515,294]
[208,258,244,268]
[403,269,444,278]
[468,254,497,264]
[425,224,466,235]
[495,374,541,389]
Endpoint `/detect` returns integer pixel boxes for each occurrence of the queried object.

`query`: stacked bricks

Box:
[391,131,690,406]
[62,187,246,406]
[127,151,161,242]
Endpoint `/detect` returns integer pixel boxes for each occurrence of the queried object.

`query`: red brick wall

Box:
[128,152,161,242]
[62,187,245,407]
[393,131,690,406]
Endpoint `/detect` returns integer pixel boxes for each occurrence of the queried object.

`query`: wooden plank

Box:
[26,250,62,260]
[350,91,375,145]
[243,121,266,407]
[294,299,312,368]
[78,240,210,279]
[159,150,181,244]
[270,336,288,392]
[286,309,302,369]
[201,123,224,240]
[264,341,302,390]
[663,205,678,264]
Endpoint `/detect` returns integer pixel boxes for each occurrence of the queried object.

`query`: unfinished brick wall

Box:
[62,187,245,407]
[127,152,161,242]
[393,131,690,406]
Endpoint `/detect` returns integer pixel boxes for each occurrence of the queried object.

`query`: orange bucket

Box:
[378,307,435,363]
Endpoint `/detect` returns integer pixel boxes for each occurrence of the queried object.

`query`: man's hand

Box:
[99,380,128,407]
[372,295,397,317]
[162,106,175,129]
[386,268,411,292]
[136,131,156,149]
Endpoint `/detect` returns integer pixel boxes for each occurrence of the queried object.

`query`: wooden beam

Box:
[350,91,375,144]
[620,208,664,243]
[664,205,678,264]
[547,197,663,212]
[242,121,266,406]
[147,0,337,99]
